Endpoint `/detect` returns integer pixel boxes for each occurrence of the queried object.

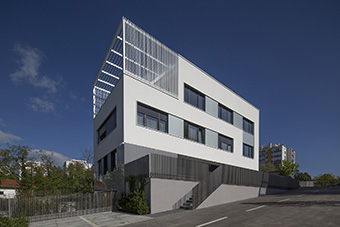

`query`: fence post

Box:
[8,199,11,218]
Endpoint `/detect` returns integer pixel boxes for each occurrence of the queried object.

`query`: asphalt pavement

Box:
[123,186,340,227]
[29,186,340,227]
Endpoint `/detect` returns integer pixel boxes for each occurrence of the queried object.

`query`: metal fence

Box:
[0,191,115,222]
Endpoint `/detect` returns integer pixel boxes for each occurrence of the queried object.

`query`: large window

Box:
[103,155,108,174]
[218,134,233,153]
[184,121,205,144]
[184,84,205,111]
[110,150,116,172]
[243,118,254,135]
[243,144,254,159]
[218,104,233,124]
[137,102,168,133]
[97,159,102,176]
[98,108,117,144]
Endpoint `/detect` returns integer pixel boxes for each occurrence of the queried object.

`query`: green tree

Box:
[259,163,277,172]
[314,174,337,187]
[278,160,299,178]
[296,172,312,181]
[0,144,34,197]
[66,162,94,194]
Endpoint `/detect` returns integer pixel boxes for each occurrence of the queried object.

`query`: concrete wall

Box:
[150,178,198,214]
[197,184,262,209]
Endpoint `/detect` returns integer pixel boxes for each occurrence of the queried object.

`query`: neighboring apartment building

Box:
[92,18,296,213]
[259,143,296,167]
[63,159,93,170]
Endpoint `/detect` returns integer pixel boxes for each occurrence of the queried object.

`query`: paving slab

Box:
[29,211,152,227]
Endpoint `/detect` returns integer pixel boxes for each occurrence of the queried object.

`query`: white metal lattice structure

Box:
[93,17,178,118]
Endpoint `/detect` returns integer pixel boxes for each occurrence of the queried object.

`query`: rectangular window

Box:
[110,150,116,172]
[218,134,233,153]
[137,102,168,133]
[184,121,205,144]
[243,144,254,159]
[98,159,102,176]
[184,84,205,111]
[243,118,254,135]
[218,104,233,124]
[98,108,117,144]
[103,155,108,174]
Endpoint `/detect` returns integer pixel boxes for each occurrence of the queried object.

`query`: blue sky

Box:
[0,1,339,177]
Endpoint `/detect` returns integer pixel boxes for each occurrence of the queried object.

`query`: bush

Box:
[0,216,29,227]
[117,176,149,215]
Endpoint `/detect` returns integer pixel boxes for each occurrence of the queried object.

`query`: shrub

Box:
[117,176,149,215]
[0,216,29,227]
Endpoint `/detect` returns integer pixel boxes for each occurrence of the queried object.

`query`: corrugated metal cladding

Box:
[93,18,179,118]
[124,19,179,97]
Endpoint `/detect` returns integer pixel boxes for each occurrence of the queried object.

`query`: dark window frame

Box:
[110,149,116,172]
[218,104,233,124]
[97,159,102,176]
[243,118,254,135]
[218,134,233,153]
[243,143,254,159]
[184,121,205,144]
[97,108,117,144]
[184,84,205,111]
[103,155,108,174]
[137,102,168,133]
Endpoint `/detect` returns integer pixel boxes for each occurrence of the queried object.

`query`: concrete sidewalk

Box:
[29,211,152,227]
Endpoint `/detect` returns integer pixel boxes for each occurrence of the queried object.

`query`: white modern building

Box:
[63,159,93,170]
[93,18,297,214]
[259,143,296,167]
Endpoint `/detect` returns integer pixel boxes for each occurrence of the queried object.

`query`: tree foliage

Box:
[296,172,312,181]
[259,163,277,172]
[278,160,299,178]
[0,144,94,197]
[314,174,339,187]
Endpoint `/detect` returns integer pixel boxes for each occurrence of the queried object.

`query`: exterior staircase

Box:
[180,197,193,210]
[175,165,224,210]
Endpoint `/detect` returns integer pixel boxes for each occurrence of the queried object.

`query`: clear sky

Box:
[1,1,339,177]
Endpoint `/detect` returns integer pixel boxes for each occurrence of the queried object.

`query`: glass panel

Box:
[221,142,228,151]
[188,124,198,141]
[198,128,204,143]
[227,144,232,152]
[159,120,166,132]
[198,95,204,110]
[146,115,158,130]
[184,86,189,103]
[137,112,144,126]
[189,90,198,107]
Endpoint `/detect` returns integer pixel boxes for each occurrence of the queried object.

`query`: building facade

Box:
[259,143,296,167]
[90,18,297,214]
[93,18,259,177]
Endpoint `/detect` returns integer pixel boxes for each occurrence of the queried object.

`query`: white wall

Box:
[0,189,16,198]
[123,55,259,171]
[93,76,124,164]
[150,178,198,214]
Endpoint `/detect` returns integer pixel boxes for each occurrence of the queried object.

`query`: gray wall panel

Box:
[205,96,218,118]
[205,129,218,148]
[243,131,254,146]
[233,112,243,129]
[169,115,184,138]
